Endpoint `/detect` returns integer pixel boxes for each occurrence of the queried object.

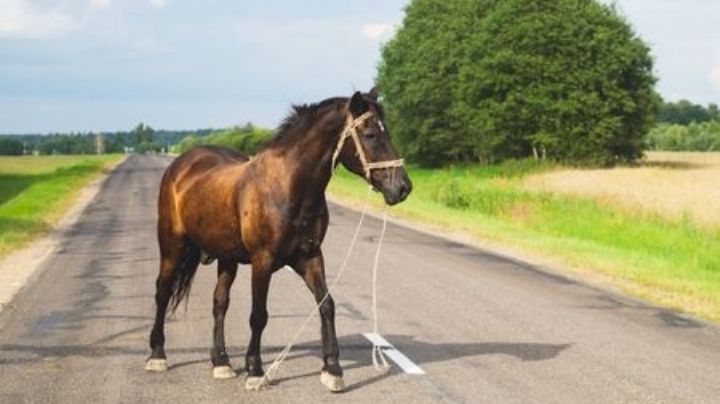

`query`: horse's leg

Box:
[244,254,273,390]
[146,234,184,372]
[296,252,345,392]
[211,259,238,379]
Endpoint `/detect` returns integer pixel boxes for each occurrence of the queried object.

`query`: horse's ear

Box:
[349,91,367,116]
[368,86,379,101]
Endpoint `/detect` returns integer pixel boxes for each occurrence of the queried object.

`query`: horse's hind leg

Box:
[211,259,238,379]
[146,233,186,372]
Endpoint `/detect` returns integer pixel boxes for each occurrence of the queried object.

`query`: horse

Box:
[145,89,412,392]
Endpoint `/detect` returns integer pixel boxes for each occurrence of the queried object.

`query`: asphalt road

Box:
[1,155,719,404]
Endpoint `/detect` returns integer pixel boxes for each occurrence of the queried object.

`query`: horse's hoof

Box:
[245,376,269,391]
[320,371,345,393]
[212,365,237,379]
[144,358,168,372]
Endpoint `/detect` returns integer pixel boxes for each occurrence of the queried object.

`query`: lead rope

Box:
[371,206,390,370]
[250,186,374,390]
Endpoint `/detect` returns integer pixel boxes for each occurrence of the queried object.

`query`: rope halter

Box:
[331,110,405,180]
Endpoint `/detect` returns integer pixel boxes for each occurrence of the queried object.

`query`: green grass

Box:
[0,155,123,257]
[328,160,720,322]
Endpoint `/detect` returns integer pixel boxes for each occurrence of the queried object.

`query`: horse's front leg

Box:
[244,254,272,390]
[296,252,344,392]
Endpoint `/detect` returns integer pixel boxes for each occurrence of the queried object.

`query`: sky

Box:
[0,0,719,134]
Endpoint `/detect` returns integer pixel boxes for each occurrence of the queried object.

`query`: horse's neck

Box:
[267,109,345,201]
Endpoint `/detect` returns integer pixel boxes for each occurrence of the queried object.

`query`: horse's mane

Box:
[265,97,347,150]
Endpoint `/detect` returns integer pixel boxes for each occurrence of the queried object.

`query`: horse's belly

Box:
[183,215,249,264]
[194,232,250,264]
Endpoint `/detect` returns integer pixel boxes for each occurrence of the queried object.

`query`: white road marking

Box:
[362,332,425,375]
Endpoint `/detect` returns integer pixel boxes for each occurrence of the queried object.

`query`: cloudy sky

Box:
[1,0,719,133]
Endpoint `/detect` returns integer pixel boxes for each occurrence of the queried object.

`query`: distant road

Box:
[1,155,719,403]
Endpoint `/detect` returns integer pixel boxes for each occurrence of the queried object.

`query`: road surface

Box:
[1,155,719,403]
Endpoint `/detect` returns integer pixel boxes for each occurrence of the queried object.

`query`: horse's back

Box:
[167,145,247,176]
[161,145,246,190]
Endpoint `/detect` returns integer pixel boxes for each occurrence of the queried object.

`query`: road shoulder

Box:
[0,157,127,314]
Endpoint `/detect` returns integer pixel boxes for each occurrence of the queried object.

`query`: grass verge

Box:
[327,160,720,323]
[0,155,123,257]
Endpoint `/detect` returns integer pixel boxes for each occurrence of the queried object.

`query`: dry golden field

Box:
[523,152,720,228]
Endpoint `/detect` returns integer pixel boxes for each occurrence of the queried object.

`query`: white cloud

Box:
[148,0,169,9]
[361,23,393,40]
[0,0,77,39]
[89,0,111,9]
[711,52,720,91]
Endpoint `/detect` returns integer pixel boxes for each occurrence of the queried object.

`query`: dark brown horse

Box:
[145,89,412,392]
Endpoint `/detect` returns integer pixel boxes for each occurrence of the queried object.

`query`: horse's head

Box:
[335,88,412,206]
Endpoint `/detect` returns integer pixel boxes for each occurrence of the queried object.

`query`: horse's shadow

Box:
[0,333,571,392]
[166,333,571,391]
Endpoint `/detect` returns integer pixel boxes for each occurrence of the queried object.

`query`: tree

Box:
[174,124,273,155]
[131,123,162,153]
[36,134,95,155]
[131,123,155,145]
[377,0,492,167]
[378,0,659,167]
[647,122,720,151]
[710,104,720,122]
[0,137,24,155]
[658,100,720,125]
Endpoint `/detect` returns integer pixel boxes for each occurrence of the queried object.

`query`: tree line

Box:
[0,122,272,157]
[646,100,720,152]
[658,100,719,126]
[173,123,272,155]
[0,124,216,155]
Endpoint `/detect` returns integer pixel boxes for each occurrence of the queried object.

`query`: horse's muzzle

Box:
[382,175,412,206]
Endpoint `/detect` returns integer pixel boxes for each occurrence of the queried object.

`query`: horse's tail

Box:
[168,241,201,313]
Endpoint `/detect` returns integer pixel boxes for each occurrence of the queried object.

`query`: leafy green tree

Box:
[130,123,162,153]
[104,133,128,153]
[378,0,492,167]
[174,124,273,155]
[0,137,24,155]
[37,134,95,155]
[131,123,155,145]
[658,100,720,125]
[647,121,720,151]
[378,0,659,166]
[710,104,720,122]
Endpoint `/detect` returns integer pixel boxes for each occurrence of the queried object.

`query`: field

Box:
[327,153,720,322]
[524,152,720,228]
[0,155,123,257]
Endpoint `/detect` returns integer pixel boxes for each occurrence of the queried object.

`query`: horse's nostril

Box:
[399,183,411,200]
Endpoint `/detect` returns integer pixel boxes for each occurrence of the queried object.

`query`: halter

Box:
[331,110,405,180]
